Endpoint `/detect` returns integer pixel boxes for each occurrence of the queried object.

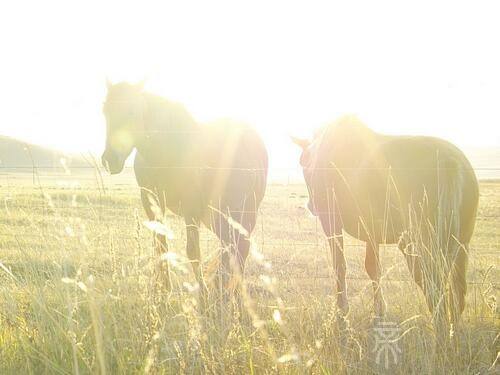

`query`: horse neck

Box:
[317,126,382,190]
[329,128,378,166]
[135,94,201,165]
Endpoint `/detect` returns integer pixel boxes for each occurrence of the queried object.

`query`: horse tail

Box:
[437,158,463,260]
[432,156,465,339]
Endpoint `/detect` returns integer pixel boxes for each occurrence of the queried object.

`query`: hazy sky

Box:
[0,0,499,168]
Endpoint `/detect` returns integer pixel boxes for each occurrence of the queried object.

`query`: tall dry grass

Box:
[0,173,498,374]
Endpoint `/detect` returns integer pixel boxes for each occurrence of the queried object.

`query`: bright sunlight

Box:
[0,1,498,374]
[1,1,499,173]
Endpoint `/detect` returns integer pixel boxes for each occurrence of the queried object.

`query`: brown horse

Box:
[293,116,478,339]
[102,81,268,300]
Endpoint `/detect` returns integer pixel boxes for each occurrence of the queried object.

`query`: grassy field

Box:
[0,172,498,374]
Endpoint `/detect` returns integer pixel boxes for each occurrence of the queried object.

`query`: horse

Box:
[101,81,268,304]
[292,116,479,341]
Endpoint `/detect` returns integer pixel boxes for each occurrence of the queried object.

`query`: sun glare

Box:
[0,2,499,373]
[0,1,498,169]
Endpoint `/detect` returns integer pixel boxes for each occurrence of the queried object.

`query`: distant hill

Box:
[1,135,497,181]
[0,135,91,172]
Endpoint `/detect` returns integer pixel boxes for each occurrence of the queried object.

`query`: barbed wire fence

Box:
[0,164,498,322]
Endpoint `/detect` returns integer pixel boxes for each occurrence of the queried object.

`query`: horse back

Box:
[134,121,268,219]
[200,121,268,209]
[355,136,479,243]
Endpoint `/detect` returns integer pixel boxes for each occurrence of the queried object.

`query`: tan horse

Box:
[293,116,478,340]
[102,81,268,301]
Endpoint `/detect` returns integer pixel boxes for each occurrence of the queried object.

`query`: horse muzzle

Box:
[307,200,319,216]
[101,149,126,175]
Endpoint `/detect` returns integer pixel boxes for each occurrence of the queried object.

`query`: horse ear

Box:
[106,78,112,90]
[290,136,310,150]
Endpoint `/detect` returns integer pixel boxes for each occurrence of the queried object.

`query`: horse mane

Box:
[143,92,198,131]
[314,115,379,170]
[325,115,373,136]
[105,82,198,131]
[104,82,143,109]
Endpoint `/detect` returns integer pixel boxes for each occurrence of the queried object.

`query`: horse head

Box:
[102,80,144,174]
[291,136,319,216]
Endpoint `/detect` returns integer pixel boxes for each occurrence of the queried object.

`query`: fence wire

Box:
[0,166,498,322]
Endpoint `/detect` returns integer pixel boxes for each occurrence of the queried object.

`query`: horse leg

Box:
[319,212,349,314]
[398,235,424,291]
[185,217,208,311]
[398,235,451,332]
[327,234,348,314]
[319,210,348,314]
[141,188,172,291]
[233,206,256,273]
[205,212,236,306]
[365,242,386,316]
[154,233,171,291]
[216,209,255,320]
[223,235,250,322]
[235,237,251,274]
[213,198,257,323]
[449,244,468,326]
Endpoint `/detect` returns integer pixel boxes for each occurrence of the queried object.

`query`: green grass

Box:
[0,175,498,374]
